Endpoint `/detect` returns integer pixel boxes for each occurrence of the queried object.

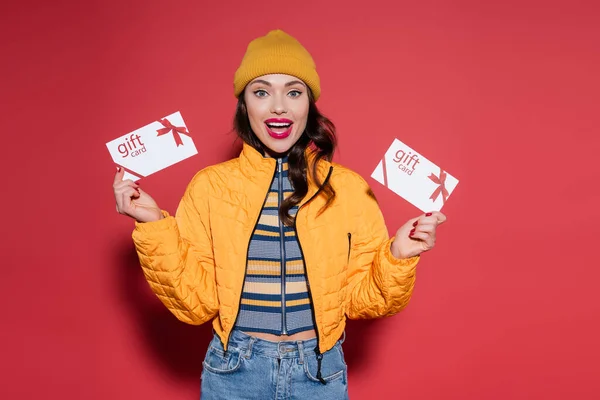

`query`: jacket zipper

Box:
[293,165,333,385]
[278,158,288,335]
[227,161,278,351]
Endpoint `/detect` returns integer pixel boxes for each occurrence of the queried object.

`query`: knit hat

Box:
[233,29,321,101]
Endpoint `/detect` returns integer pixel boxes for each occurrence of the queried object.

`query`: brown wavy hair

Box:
[233,89,337,226]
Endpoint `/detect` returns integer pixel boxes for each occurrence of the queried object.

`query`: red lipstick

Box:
[265,118,293,139]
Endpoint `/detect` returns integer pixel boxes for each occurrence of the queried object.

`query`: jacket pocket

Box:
[347,233,352,263]
[202,345,243,375]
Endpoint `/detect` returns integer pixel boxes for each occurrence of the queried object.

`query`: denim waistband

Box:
[222,329,345,359]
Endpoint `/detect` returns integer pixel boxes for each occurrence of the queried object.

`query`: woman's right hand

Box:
[113,167,163,223]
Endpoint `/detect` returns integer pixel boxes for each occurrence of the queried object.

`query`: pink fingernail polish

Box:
[412,221,418,227]
[426,212,432,216]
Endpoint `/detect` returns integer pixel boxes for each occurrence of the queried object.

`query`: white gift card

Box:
[371,138,459,212]
[106,111,198,181]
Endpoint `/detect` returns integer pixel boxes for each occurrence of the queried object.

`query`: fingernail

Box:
[410,228,415,234]
[412,221,418,227]
[116,166,121,172]
[426,212,432,216]
[409,231,415,236]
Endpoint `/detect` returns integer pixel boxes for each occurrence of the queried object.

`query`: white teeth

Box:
[266,122,291,128]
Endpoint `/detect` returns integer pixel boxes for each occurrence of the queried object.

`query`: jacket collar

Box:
[239,143,333,205]
[239,142,277,180]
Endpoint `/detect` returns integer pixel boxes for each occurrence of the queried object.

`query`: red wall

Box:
[2,0,599,399]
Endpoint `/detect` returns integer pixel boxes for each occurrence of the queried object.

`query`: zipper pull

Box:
[315,347,327,385]
[278,157,282,173]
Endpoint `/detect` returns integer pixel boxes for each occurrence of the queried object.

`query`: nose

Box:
[270,94,287,115]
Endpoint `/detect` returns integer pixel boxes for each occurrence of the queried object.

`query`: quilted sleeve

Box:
[345,176,420,319]
[131,171,218,325]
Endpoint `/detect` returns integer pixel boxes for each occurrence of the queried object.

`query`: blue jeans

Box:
[200,329,349,399]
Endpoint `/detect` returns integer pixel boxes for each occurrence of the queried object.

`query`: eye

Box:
[288,90,302,98]
[253,89,269,98]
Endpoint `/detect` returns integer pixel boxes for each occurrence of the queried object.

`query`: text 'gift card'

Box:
[371,138,459,212]
[106,111,198,181]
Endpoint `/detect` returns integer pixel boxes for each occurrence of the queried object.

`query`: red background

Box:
[2,0,599,399]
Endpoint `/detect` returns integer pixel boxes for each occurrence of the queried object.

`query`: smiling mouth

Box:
[265,120,293,139]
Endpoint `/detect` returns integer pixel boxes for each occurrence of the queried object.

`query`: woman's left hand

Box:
[390,211,447,259]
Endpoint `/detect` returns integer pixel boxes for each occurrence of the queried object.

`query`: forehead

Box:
[249,74,306,86]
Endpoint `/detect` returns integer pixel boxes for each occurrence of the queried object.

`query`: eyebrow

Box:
[250,79,306,88]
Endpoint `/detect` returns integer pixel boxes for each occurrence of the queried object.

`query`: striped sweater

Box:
[233,157,315,335]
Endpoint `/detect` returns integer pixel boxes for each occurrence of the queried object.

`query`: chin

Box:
[261,135,299,156]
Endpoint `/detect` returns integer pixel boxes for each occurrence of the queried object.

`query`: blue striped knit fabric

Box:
[234,158,315,335]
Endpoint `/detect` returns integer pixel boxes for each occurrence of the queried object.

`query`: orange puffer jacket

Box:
[132,143,419,354]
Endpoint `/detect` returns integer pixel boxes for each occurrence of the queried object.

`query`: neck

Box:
[263,148,290,160]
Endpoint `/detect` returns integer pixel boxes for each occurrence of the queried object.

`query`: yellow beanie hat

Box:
[233,29,321,101]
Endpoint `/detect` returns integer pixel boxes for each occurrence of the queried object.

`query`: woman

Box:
[113,29,446,399]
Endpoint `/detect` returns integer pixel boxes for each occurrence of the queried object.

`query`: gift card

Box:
[371,138,459,212]
[106,111,198,181]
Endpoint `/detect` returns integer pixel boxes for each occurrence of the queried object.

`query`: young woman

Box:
[113,29,446,399]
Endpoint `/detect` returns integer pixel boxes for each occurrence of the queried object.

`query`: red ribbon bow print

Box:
[156,118,187,147]
[428,168,449,204]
